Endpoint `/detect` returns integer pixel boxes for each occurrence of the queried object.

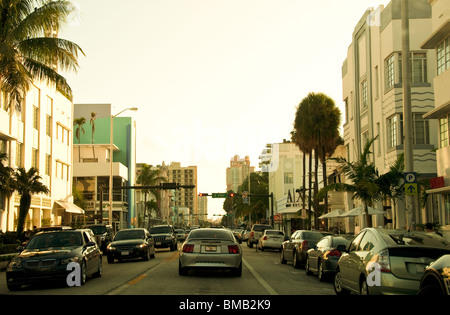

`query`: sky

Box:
[60,0,391,218]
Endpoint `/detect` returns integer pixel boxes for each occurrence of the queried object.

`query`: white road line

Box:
[242,258,278,295]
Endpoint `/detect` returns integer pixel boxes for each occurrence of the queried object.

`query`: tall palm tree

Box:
[90,112,97,160]
[136,164,167,228]
[0,0,84,110]
[318,137,380,228]
[73,116,86,162]
[292,92,342,228]
[14,167,49,236]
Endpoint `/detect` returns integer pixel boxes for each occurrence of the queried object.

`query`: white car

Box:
[257,230,285,252]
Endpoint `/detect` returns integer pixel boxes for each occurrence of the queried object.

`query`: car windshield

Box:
[188,229,234,241]
[253,225,272,232]
[26,232,83,250]
[303,232,328,240]
[114,230,145,241]
[88,226,107,235]
[150,226,172,234]
[266,230,284,236]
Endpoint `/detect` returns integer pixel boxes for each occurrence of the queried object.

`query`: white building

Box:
[0,81,82,232]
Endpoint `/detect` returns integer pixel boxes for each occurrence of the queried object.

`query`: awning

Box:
[53,200,85,214]
[319,209,344,219]
[277,207,301,214]
[339,206,384,217]
[426,186,450,195]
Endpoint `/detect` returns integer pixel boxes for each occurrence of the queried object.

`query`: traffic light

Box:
[228,193,235,198]
[198,193,209,197]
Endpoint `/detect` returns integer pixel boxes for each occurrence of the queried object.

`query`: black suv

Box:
[149,225,177,251]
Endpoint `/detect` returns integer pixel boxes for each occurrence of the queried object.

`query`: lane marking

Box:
[127,273,147,286]
[242,258,278,295]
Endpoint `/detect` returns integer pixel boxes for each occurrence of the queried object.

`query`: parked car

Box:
[305,235,353,281]
[334,228,450,295]
[6,229,102,291]
[149,225,177,251]
[179,228,242,277]
[241,230,250,242]
[257,230,285,252]
[84,224,113,253]
[232,229,244,244]
[418,254,450,295]
[280,230,332,268]
[106,228,155,263]
[247,224,272,248]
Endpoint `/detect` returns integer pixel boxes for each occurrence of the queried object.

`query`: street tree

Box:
[0,0,84,110]
[73,117,86,162]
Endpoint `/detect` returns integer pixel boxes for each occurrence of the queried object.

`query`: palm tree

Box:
[0,0,84,111]
[318,137,380,228]
[292,92,342,228]
[14,167,49,236]
[73,117,86,162]
[90,112,97,160]
[136,164,167,228]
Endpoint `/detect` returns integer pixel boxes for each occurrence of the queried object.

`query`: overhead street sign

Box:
[212,193,228,198]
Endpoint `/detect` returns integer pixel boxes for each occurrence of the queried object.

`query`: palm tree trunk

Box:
[17,194,31,237]
[308,153,313,229]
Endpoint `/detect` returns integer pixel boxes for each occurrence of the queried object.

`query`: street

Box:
[0,245,334,296]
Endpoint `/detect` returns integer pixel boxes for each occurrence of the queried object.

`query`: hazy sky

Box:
[61,0,390,218]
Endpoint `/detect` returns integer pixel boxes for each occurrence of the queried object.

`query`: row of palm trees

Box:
[291,93,406,230]
[74,112,98,162]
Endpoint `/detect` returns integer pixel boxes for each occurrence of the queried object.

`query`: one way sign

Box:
[405,183,418,195]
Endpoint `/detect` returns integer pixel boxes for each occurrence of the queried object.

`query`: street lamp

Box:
[109,107,138,227]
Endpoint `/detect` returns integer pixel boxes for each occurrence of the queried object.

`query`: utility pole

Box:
[401,0,416,230]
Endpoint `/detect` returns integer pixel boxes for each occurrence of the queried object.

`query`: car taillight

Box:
[326,249,342,257]
[182,244,194,253]
[250,231,254,237]
[228,245,240,254]
[376,249,391,272]
[263,236,267,240]
[301,240,308,251]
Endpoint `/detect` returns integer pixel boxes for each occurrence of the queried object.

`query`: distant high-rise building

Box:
[226,155,255,193]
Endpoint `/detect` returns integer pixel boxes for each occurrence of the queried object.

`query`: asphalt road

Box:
[0,244,334,296]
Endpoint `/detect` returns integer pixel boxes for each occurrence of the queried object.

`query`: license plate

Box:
[205,246,217,252]
[121,251,129,256]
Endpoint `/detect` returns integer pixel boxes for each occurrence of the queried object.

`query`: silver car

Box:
[257,229,285,251]
[179,228,242,277]
[334,228,450,295]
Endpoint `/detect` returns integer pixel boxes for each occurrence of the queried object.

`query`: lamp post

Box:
[109,107,138,227]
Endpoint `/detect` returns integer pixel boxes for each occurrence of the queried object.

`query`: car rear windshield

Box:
[188,229,234,241]
[266,230,284,236]
[150,226,172,234]
[302,231,329,240]
[387,231,450,248]
[114,230,145,241]
[253,225,272,232]
[27,232,83,249]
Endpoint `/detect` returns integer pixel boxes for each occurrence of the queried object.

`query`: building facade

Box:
[226,155,255,193]
[422,0,450,239]
[0,81,82,232]
[73,104,137,231]
[342,0,438,230]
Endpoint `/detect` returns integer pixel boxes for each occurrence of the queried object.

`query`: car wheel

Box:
[293,251,301,269]
[179,261,188,276]
[150,247,155,259]
[107,255,114,264]
[143,248,150,261]
[305,257,312,275]
[360,278,369,295]
[80,260,87,285]
[280,249,287,264]
[93,258,102,278]
[232,263,242,277]
[247,240,253,248]
[7,282,21,291]
[318,260,326,282]
[334,269,350,295]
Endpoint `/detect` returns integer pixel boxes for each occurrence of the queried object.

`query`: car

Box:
[247,224,272,248]
[84,224,114,253]
[232,229,244,244]
[241,230,250,242]
[6,229,102,291]
[257,230,285,252]
[175,228,186,242]
[418,254,450,295]
[179,228,242,277]
[334,228,450,295]
[280,230,332,268]
[305,235,353,281]
[149,225,177,251]
[106,228,155,263]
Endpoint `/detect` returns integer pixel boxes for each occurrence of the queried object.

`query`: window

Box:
[412,113,429,145]
[437,37,450,75]
[361,79,368,109]
[15,142,23,167]
[284,172,293,184]
[45,154,51,176]
[348,231,365,252]
[399,52,428,83]
[374,66,379,99]
[32,106,39,129]
[46,115,52,137]
[344,98,349,124]
[387,115,397,148]
[440,115,449,148]
[385,54,395,89]
[31,148,38,169]
[359,231,377,251]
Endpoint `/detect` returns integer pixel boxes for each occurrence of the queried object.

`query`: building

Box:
[0,81,83,231]
[342,0,438,230]
[167,162,198,226]
[421,0,450,239]
[72,104,137,231]
[260,140,324,235]
[226,155,255,193]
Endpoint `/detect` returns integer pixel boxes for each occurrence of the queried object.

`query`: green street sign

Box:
[212,193,228,198]
[405,183,418,195]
